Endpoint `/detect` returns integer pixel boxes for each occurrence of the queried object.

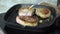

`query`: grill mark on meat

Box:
[18,16,38,23]
[40,8,50,15]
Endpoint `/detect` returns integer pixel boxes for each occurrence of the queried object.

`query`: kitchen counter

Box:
[0,0,57,14]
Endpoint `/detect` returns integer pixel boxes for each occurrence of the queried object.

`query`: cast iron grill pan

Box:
[4,4,56,32]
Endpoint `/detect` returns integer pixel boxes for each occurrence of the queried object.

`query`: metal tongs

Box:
[29,3,41,9]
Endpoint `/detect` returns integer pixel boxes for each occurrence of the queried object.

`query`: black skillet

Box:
[4,4,57,32]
